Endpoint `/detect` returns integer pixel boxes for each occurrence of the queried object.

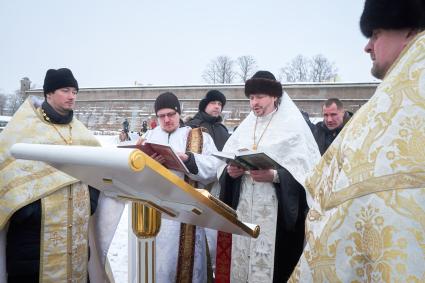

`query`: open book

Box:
[118,142,190,174]
[213,149,282,170]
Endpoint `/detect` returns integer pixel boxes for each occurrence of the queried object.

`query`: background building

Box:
[26,82,377,134]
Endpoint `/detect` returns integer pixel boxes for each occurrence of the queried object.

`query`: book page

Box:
[118,142,189,174]
[148,143,189,173]
[212,151,235,161]
[237,152,282,170]
[212,151,252,169]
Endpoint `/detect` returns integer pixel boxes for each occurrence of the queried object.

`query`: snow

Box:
[108,204,129,283]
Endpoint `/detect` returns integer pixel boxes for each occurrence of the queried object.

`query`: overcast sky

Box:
[0,0,377,94]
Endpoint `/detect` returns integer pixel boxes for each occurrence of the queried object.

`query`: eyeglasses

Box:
[157,111,177,119]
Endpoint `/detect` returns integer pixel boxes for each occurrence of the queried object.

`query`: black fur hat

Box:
[154,92,181,114]
[360,0,425,38]
[43,68,79,96]
[244,70,282,98]
[199,90,226,112]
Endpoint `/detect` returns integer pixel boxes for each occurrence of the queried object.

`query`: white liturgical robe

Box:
[144,125,221,283]
[220,93,320,282]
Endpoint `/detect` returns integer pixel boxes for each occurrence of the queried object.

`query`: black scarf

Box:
[41,100,73,124]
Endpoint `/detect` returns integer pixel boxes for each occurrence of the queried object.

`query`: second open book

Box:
[212,148,282,170]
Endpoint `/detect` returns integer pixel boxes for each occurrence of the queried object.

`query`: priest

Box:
[0,68,123,283]
[289,0,425,281]
[217,71,320,282]
[140,91,222,282]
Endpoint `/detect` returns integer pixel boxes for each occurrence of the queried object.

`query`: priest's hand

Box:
[151,152,166,164]
[227,164,244,179]
[136,137,146,146]
[250,169,274,183]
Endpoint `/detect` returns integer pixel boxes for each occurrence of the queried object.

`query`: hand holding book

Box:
[118,141,190,174]
[227,163,245,178]
[250,169,275,183]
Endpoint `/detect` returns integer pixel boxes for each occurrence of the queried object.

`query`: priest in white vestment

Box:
[217,71,320,282]
[140,92,221,283]
[289,1,425,282]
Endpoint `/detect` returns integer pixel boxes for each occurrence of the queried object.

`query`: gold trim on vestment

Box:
[1,167,58,197]
[40,184,90,283]
[176,127,204,283]
[325,171,425,210]
[176,223,197,283]
[291,31,425,283]
[306,30,425,210]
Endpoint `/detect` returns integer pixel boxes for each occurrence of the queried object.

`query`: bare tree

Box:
[203,56,235,84]
[279,54,338,82]
[279,55,310,82]
[0,92,7,115]
[203,61,219,84]
[309,54,338,82]
[236,55,257,82]
[7,90,25,114]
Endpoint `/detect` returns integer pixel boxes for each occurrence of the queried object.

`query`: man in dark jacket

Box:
[313,98,352,155]
[186,90,230,150]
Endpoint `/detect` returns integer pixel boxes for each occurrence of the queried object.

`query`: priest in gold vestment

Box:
[289,1,425,282]
[0,68,123,282]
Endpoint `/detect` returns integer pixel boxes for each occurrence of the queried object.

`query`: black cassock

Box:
[219,167,308,282]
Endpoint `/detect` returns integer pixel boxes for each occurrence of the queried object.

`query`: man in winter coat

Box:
[312,98,352,155]
[186,90,230,151]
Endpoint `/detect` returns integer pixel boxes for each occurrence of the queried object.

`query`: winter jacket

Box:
[186,111,230,150]
[312,111,353,155]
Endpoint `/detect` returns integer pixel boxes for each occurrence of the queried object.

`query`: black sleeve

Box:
[185,119,197,128]
[274,167,308,232]
[88,186,100,215]
[183,152,199,174]
[218,168,242,210]
[301,110,316,134]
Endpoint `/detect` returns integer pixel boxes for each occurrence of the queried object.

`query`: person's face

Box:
[323,103,344,130]
[364,29,413,79]
[157,108,180,133]
[46,87,77,115]
[249,94,277,117]
[204,101,223,117]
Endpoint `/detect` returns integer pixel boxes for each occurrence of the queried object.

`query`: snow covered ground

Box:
[108,204,129,283]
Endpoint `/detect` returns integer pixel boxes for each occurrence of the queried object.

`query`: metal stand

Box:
[131,202,161,283]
